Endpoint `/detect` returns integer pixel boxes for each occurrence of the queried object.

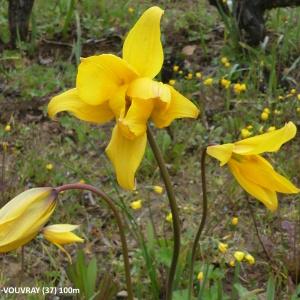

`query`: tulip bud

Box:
[0,187,57,253]
[42,224,84,245]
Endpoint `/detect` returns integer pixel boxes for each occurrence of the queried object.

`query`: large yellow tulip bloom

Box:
[207,122,299,211]
[0,188,57,252]
[48,6,199,190]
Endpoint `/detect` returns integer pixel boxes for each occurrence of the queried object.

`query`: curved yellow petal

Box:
[127,78,170,102]
[48,88,114,124]
[228,158,278,212]
[106,125,147,190]
[123,6,164,78]
[234,155,299,194]
[109,85,128,118]
[151,86,200,128]
[43,224,84,245]
[77,54,137,105]
[234,122,296,155]
[207,143,234,166]
[119,98,154,139]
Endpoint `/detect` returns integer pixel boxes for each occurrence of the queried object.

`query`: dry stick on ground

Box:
[209,0,300,45]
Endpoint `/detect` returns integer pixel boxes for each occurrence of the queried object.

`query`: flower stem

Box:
[147,126,181,300]
[246,197,273,263]
[55,183,134,300]
[188,147,208,300]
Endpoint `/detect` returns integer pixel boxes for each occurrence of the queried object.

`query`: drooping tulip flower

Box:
[42,224,84,262]
[48,6,199,190]
[42,224,84,245]
[207,122,299,211]
[0,188,57,252]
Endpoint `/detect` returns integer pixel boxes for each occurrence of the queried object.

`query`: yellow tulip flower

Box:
[42,224,84,245]
[0,188,57,253]
[207,122,299,211]
[48,7,199,190]
[42,224,83,262]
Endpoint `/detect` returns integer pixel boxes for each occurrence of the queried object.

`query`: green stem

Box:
[147,126,181,300]
[188,148,208,300]
[55,183,134,300]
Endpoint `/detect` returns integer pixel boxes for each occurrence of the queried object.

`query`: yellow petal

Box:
[106,125,147,190]
[207,144,234,166]
[118,98,154,139]
[109,85,128,118]
[77,54,137,105]
[123,6,164,78]
[0,188,57,252]
[233,155,299,194]
[48,88,114,124]
[233,122,296,155]
[151,86,200,128]
[43,224,84,245]
[0,188,55,226]
[228,158,278,211]
[127,78,171,103]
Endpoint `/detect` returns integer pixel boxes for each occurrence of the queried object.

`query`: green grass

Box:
[1,0,300,299]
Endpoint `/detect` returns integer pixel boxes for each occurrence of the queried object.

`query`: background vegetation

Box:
[1,0,300,299]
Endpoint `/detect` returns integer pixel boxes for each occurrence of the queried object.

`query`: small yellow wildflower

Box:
[186,73,193,80]
[130,200,142,210]
[229,260,235,267]
[204,78,213,86]
[263,108,270,114]
[260,111,269,121]
[233,83,246,94]
[218,242,228,253]
[166,212,173,222]
[128,7,135,13]
[178,70,183,75]
[297,108,300,113]
[169,79,176,86]
[197,271,204,281]
[241,128,251,138]
[173,65,179,72]
[221,57,229,65]
[267,126,276,132]
[46,163,54,171]
[79,179,85,184]
[274,109,281,115]
[245,253,255,265]
[297,94,300,100]
[234,251,245,262]
[153,185,163,194]
[220,78,231,89]
[195,72,202,79]
[291,88,297,94]
[4,124,11,132]
[278,95,284,100]
[231,217,238,225]
[224,62,231,68]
